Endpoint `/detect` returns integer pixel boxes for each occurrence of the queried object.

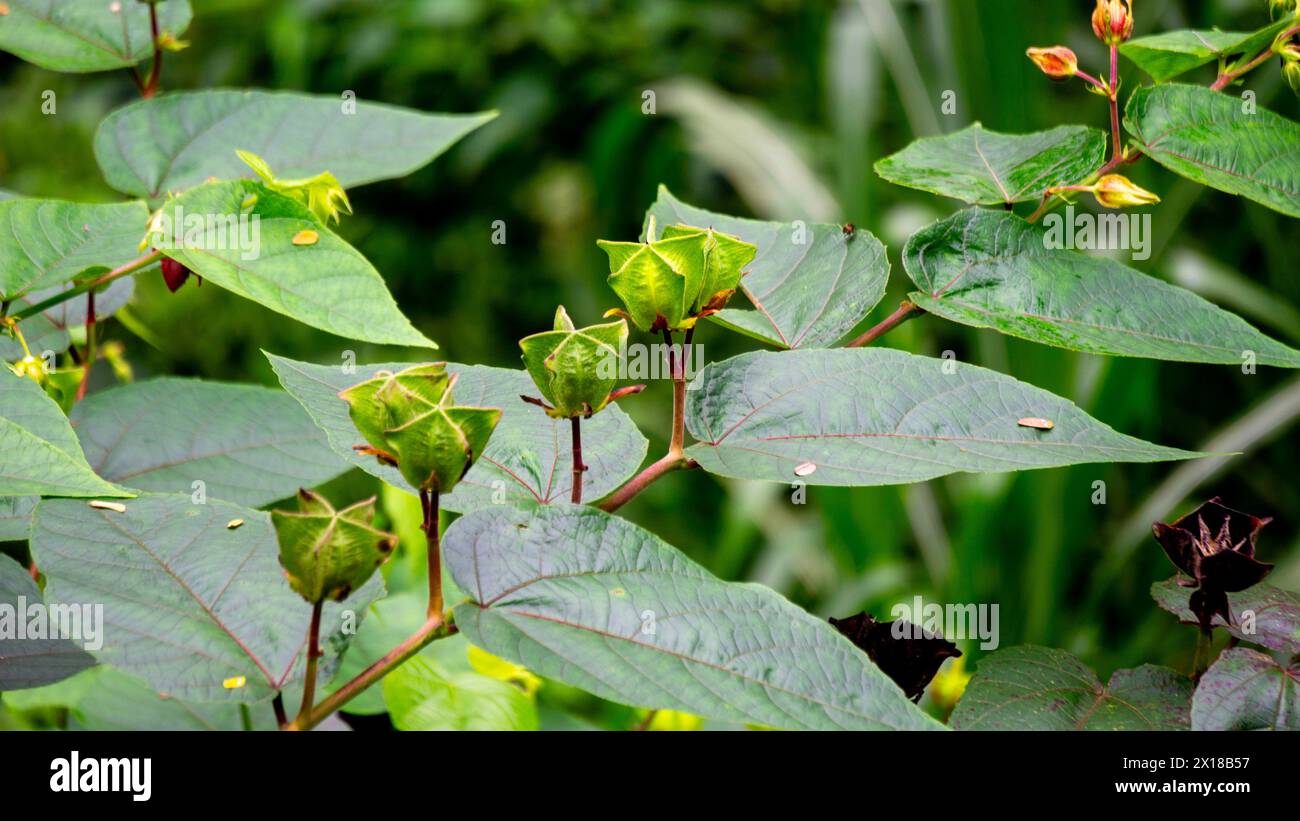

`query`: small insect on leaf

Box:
[1017,417,1055,430]
[794,461,818,477]
[226,518,245,530]
[292,230,319,246]
[89,501,127,513]
[222,676,247,690]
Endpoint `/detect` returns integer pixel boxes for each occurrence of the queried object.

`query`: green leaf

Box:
[904,208,1300,366]
[150,180,434,348]
[0,199,149,300]
[265,353,648,512]
[1151,577,1300,654]
[95,89,495,199]
[0,496,36,540]
[0,0,192,73]
[1125,84,1300,218]
[645,185,889,348]
[1191,648,1299,731]
[0,553,96,690]
[30,493,382,702]
[684,348,1199,486]
[2,278,135,362]
[445,504,943,730]
[950,646,1192,730]
[382,655,538,731]
[1119,20,1291,83]
[0,370,132,498]
[71,378,348,507]
[874,123,1107,205]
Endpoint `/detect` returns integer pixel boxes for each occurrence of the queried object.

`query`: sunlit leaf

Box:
[1119,20,1291,82]
[0,199,148,300]
[382,655,537,731]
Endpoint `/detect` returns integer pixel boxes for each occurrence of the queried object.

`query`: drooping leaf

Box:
[874,123,1107,205]
[904,208,1300,366]
[0,199,149,300]
[95,89,495,199]
[1125,84,1300,218]
[382,654,538,731]
[0,553,96,690]
[1119,20,1291,83]
[0,370,132,498]
[71,378,348,507]
[950,646,1192,730]
[645,186,888,348]
[445,504,944,730]
[1191,648,1299,731]
[1151,577,1300,654]
[0,496,36,540]
[265,353,648,512]
[148,180,434,348]
[30,493,383,703]
[684,348,1199,486]
[0,0,192,73]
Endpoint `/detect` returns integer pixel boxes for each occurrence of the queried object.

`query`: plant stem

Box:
[11,251,163,322]
[142,2,162,98]
[1211,25,1298,90]
[598,452,691,513]
[846,300,922,347]
[570,416,586,503]
[272,693,288,728]
[1191,628,1212,682]
[420,489,443,618]
[1108,45,1121,162]
[286,613,455,731]
[75,290,96,402]
[1073,68,1108,93]
[295,600,324,724]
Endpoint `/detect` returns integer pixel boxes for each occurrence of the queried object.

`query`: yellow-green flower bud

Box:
[271,490,396,603]
[519,306,628,419]
[597,219,756,333]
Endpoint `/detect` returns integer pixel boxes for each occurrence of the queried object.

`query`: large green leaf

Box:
[950,646,1192,730]
[644,186,889,348]
[0,370,131,498]
[0,554,96,690]
[382,654,537,731]
[1119,20,1291,83]
[904,208,1300,366]
[71,378,348,507]
[265,353,648,512]
[150,180,433,348]
[30,493,382,703]
[445,504,943,730]
[1125,84,1300,218]
[0,199,149,300]
[684,348,1199,486]
[1191,648,1298,731]
[0,0,191,73]
[1151,577,1300,654]
[874,124,1106,205]
[95,89,495,199]
[0,496,36,540]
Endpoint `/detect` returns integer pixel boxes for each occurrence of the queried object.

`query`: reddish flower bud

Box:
[829,612,961,703]
[160,257,192,292]
[1026,46,1079,80]
[1091,0,1133,46]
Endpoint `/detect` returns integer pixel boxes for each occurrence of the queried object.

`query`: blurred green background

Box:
[3,0,1298,727]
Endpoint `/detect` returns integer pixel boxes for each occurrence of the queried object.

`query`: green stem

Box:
[11,251,163,322]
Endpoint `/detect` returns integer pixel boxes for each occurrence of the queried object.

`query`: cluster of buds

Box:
[1276,27,1300,95]
[519,306,635,419]
[1153,498,1274,632]
[1091,0,1134,46]
[597,217,756,333]
[237,149,352,224]
[339,363,501,495]
[272,489,396,604]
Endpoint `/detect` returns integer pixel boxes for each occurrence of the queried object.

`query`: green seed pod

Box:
[271,490,396,604]
[519,306,628,419]
[339,364,502,494]
[596,218,756,333]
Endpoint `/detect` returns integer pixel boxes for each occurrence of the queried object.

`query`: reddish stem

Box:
[295,601,324,723]
[846,300,922,347]
[420,489,443,618]
[142,3,162,97]
[1108,45,1121,161]
[75,290,96,402]
[570,416,586,504]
